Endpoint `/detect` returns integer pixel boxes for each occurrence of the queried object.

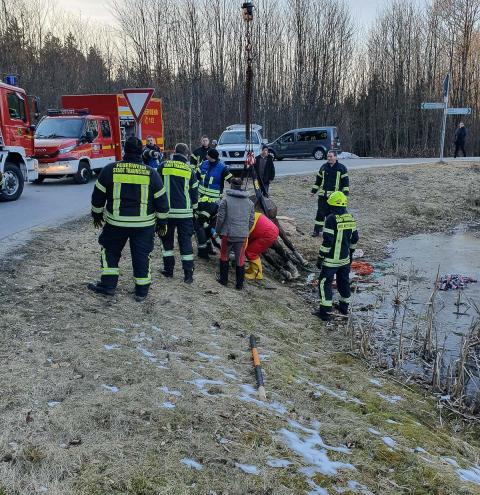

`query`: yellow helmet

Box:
[327,191,348,207]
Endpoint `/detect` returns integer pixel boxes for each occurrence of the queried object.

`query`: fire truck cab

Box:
[0,76,39,201]
[34,94,164,184]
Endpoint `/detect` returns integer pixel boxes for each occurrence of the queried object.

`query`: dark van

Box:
[267,127,340,161]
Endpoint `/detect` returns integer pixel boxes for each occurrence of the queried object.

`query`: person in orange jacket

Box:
[245,212,279,280]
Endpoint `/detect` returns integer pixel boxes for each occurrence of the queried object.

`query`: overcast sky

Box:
[59,0,389,28]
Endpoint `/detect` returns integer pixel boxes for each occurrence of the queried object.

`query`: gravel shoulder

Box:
[0,162,480,494]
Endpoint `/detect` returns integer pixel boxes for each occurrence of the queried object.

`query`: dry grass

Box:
[0,162,480,494]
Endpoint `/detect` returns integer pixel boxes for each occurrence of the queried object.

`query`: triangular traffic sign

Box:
[122,88,154,121]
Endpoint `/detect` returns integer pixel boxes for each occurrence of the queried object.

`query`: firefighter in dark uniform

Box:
[313,191,359,322]
[157,143,198,284]
[195,148,232,259]
[89,136,169,301]
[310,150,349,237]
[190,135,211,173]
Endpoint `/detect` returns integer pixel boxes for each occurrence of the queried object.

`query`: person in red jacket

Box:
[245,212,279,280]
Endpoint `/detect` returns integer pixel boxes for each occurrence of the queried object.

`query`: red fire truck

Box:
[0,76,39,201]
[34,94,164,184]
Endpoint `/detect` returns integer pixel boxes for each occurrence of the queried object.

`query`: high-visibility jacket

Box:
[158,154,198,219]
[190,146,210,172]
[198,159,232,203]
[91,157,169,228]
[311,161,349,197]
[319,209,359,268]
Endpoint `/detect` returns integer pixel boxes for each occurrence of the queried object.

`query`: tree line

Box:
[0,0,479,157]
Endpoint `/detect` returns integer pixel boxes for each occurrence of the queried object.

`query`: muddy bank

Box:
[0,162,480,494]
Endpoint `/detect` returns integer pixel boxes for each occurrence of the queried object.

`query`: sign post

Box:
[439,74,450,163]
[122,88,155,140]
[420,74,472,163]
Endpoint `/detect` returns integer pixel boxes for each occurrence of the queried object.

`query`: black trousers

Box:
[314,196,330,232]
[98,223,155,296]
[195,202,218,253]
[161,218,194,272]
[454,143,466,158]
[318,264,351,310]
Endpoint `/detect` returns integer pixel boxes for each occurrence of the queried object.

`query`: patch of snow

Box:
[442,457,459,467]
[235,463,259,475]
[457,466,480,485]
[382,437,396,448]
[161,402,176,409]
[369,378,382,387]
[37,487,48,493]
[377,393,403,404]
[279,421,353,478]
[337,152,359,159]
[310,382,365,406]
[102,384,119,393]
[151,325,161,332]
[267,458,292,468]
[368,428,381,436]
[103,344,121,350]
[181,458,203,470]
[159,386,182,397]
[259,354,270,361]
[137,346,156,358]
[220,370,238,380]
[170,334,179,340]
[386,419,399,425]
[219,438,229,444]
[238,384,287,414]
[113,327,126,333]
[196,352,221,362]
[188,378,225,390]
[415,447,428,454]
[47,401,61,408]
[132,333,152,343]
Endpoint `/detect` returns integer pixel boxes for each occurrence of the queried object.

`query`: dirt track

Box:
[0,162,480,494]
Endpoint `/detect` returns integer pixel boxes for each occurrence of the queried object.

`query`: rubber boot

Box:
[338,301,349,315]
[312,306,331,321]
[134,284,149,302]
[198,247,210,260]
[312,225,322,238]
[183,269,193,284]
[235,265,245,290]
[207,240,216,255]
[217,261,229,286]
[245,258,263,280]
[161,256,174,278]
[88,281,115,296]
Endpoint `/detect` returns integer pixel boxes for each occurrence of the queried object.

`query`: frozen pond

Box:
[355,228,480,397]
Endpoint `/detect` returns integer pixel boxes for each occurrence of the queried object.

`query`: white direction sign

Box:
[421,102,445,110]
[122,88,154,122]
[446,107,472,115]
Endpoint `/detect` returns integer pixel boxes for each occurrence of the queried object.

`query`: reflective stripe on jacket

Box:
[311,161,349,197]
[91,158,169,228]
[158,154,198,219]
[319,210,359,267]
[198,159,232,203]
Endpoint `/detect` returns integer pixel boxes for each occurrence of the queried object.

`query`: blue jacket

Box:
[198,160,232,203]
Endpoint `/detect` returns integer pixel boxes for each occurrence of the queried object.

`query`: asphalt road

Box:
[1,157,478,245]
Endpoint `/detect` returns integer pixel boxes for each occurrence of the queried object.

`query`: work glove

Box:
[316,257,324,270]
[156,222,168,238]
[92,213,104,229]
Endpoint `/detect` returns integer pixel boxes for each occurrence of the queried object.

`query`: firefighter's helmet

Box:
[327,191,348,207]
